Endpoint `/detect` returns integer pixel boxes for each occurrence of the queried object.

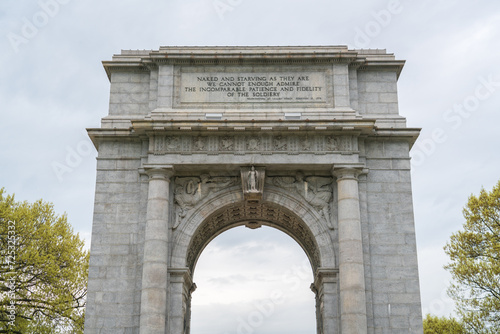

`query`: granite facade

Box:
[85,46,423,334]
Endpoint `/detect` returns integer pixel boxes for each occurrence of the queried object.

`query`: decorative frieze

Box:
[152,134,354,155]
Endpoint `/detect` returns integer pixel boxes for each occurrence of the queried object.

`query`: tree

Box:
[444,180,500,333]
[423,314,466,333]
[0,188,89,333]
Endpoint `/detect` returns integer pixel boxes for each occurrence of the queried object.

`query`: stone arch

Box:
[169,185,339,334]
[171,185,336,274]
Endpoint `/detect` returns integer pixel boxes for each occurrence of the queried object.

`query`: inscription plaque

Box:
[180,71,327,103]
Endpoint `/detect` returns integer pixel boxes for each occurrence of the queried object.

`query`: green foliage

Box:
[0,188,89,333]
[444,180,500,333]
[423,314,466,333]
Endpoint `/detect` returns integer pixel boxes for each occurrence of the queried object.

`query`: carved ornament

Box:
[153,134,354,155]
[267,173,334,229]
[173,175,238,228]
[186,201,321,273]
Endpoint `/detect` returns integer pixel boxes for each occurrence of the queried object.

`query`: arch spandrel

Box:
[171,186,337,274]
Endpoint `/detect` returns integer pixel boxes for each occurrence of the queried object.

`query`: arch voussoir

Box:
[171,187,336,276]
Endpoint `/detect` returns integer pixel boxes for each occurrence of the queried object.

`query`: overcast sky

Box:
[1,0,499,332]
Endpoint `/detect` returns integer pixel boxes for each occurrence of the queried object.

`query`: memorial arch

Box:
[84,46,424,333]
[171,185,338,334]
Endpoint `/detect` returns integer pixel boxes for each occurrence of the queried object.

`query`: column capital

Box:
[314,267,339,286]
[168,267,192,283]
[311,268,339,296]
[169,267,196,297]
[144,164,175,180]
[332,164,367,181]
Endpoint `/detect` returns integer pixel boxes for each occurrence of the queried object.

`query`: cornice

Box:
[102,46,405,81]
[87,120,420,150]
[366,127,421,148]
[88,120,422,136]
[358,60,406,79]
[130,119,376,135]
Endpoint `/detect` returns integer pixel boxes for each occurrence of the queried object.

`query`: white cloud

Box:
[418,246,455,317]
[192,227,315,333]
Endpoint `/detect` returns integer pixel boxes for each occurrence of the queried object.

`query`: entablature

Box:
[87,118,420,154]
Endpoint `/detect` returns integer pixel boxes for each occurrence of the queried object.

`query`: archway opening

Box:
[191,225,316,334]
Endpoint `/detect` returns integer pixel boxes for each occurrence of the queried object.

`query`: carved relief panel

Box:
[173,175,238,228]
[172,170,335,231]
[266,174,334,229]
[152,134,354,155]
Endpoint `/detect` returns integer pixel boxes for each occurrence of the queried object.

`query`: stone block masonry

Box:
[85,46,423,334]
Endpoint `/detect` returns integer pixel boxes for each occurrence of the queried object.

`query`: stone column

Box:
[168,268,194,334]
[312,268,339,334]
[311,285,322,334]
[140,166,174,334]
[332,167,367,334]
[185,282,196,334]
